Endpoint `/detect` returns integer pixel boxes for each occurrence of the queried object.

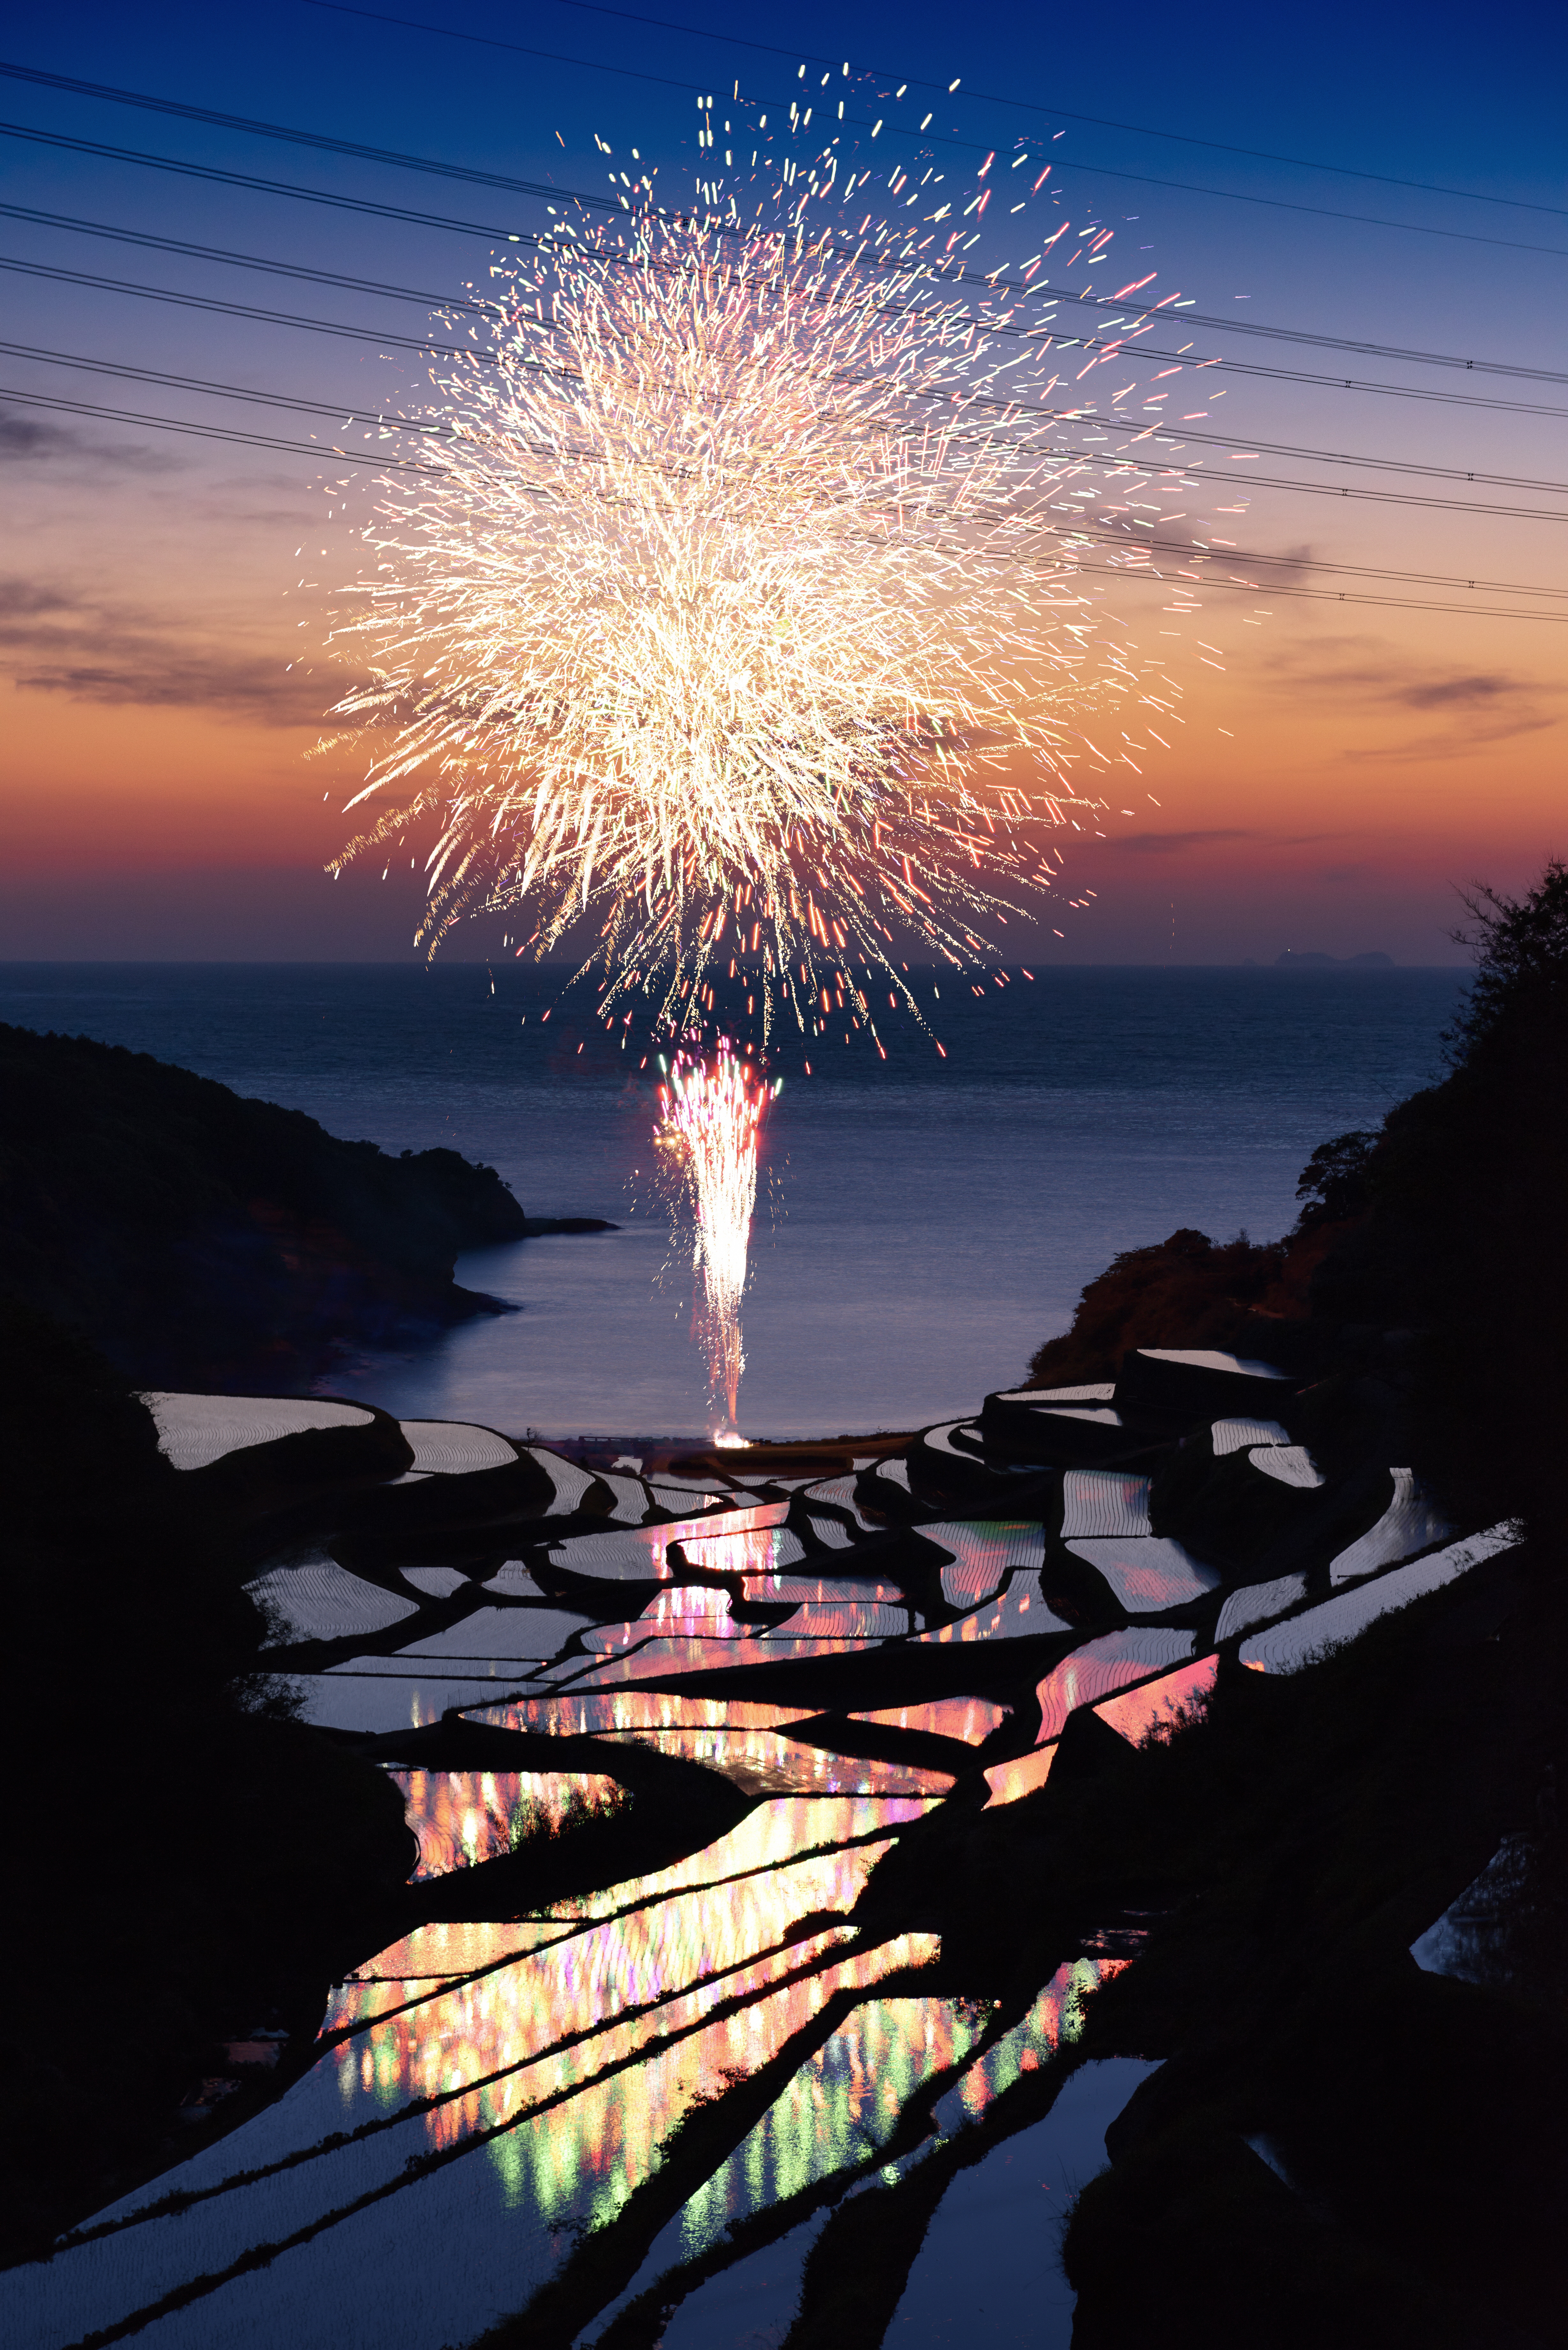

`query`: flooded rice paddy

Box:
[8,1366,1518,2349]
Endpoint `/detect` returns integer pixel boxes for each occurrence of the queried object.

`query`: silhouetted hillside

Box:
[0,1294,414,2257]
[0,1022,529,1386]
[1027,861,1568,1542]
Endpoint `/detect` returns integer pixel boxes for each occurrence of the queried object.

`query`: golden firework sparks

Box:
[324,207,1156,1044]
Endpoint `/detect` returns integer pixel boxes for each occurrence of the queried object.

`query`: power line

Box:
[11,218,1568,431]
[1013,284,1568,387]
[11,247,1568,489]
[0,62,610,216]
[0,253,485,362]
[1067,526,1563,599]
[319,0,1562,224]
[8,371,1560,622]
[0,201,495,313]
[1079,564,1566,624]
[1064,467,1568,525]
[0,337,453,431]
[9,336,1567,532]
[6,52,1568,276]
[11,331,1568,519]
[5,377,1558,617]
[7,136,1565,407]
[0,384,444,468]
[997,408,1568,494]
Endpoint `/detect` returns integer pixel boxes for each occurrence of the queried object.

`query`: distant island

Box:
[1240,950,1396,968]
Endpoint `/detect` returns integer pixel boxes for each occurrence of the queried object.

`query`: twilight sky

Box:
[2,0,1563,964]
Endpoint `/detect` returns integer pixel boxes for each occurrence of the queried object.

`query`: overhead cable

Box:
[4,135,1562,408]
[309,0,1565,223]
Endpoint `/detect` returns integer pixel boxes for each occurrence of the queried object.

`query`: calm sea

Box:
[1,962,1463,1437]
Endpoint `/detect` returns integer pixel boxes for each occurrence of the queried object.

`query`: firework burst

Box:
[325,207,1154,1043]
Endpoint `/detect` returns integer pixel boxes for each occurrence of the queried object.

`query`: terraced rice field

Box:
[1063,1535,1221,1613]
[1328,1467,1452,1583]
[17,1407,1520,2350]
[397,1420,518,1473]
[247,1560,419,1644]
[139,1391,375,1469]
[1059,1472,1154,1541]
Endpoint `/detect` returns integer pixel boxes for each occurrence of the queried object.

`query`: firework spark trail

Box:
[323,206,1171,1047]
[655,1046,773,1426]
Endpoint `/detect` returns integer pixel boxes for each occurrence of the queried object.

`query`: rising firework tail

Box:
[654,1042,773,1426]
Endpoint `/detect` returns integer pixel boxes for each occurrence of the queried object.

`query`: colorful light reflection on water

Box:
[388,1769,626,1878]
[929,1960,1128,2136]
[468,1693,811,1735]
[324,1840,940,2174]
[483,1934,939,2234]
[539,1797,934,1922]
[547,1506,795,1585]
[917,1570,1071,1645]
[593,1725,953,1798]
[1094,1653,1217,1745]
[677,1997,986,2251]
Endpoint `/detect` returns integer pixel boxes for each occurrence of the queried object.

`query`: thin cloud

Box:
[0,581,358,728]
[1396,674,1515,710]
[0,412,181,474]
[1266,636,1562,762]
[1228,540,1320,588]
[0,576,79,618]
[1110,828,1255,854]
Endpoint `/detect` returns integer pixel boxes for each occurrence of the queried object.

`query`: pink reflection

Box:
[389,1769,624,1879]
[922,1522,1047,1610]
[1034,1630,1197,1742]
[681,1523,802,1576]
[1094,1653,1217,1744]
[350,1920,577,1982]
[765,1601,912,1638]
[464,1932,939,2211]
[566,1633,878,1685]
[935,1958,1127,2122]
[851,1697,1011,1743]
[548,1504,791,1584]
[581,1586,747,1656]
[657,1502,791,1543]
[542,1796,935,1920]
[324,1824,939,2163]
[982,1745,1057,1807]
[743,1575,905,1604]
[594,1725,953,1796]
[917,1570,1069,1645]
[465,1693,811,1734]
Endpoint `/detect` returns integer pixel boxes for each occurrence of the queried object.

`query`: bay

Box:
[0,962,1463,1437]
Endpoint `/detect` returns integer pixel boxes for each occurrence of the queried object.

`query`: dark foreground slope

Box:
[0,1297,417,2259]
[0,1022,530,1386]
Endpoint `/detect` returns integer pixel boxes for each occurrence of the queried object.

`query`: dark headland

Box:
[0,1020,614,1391]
